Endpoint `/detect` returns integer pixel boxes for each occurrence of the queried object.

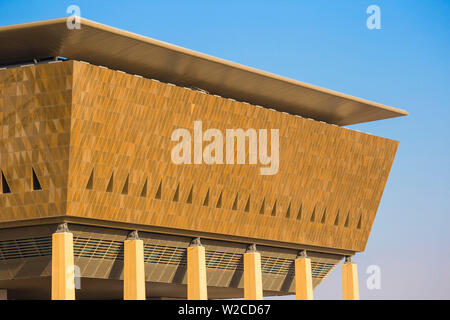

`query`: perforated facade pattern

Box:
[0,61,398,252]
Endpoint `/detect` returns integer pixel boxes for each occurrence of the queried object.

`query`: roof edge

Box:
[0,17,409,123]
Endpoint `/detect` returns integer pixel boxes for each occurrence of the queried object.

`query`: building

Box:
[0,18,407,300]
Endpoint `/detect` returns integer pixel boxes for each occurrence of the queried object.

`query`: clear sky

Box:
[1,0,449,299]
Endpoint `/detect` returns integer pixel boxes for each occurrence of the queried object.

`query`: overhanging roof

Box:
[0,17,408,125]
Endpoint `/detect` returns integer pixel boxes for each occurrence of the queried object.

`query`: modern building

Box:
[0,18,407,300]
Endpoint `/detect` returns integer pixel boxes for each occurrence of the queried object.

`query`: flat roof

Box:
[0,17,408,125]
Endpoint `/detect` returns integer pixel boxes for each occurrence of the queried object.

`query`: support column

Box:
[295,250,314,300]
[124,230,146,300]
[342,256,359,300]
[51,223,75,300]
[244,244,263,300]
[0,289,7,300]
[187,237,208,300]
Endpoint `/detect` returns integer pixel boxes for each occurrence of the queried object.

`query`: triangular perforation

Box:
[334,210,340,226]
[140,178,148,197]
[344,211,350,227]
[32,168,42,191]
[296,203,302,220]
[271,200,277,217]
[232,193,238,210]
[173,183,180,202]
[155,179,162,199]
[285,202,291,218]
[321,208,327,224]
[310,206,316,222]
[203,188,210,206]
[244,195,251,213]
[86,169,94,190]
[216,190,223,208]
[1,171,11,194]
[186,185,193,204]
[259,198,265,215]
[121,174,129,195]
[106,173,114,192]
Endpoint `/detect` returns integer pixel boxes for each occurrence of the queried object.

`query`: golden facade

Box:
[1,61,398,252]
[0,18,406,299]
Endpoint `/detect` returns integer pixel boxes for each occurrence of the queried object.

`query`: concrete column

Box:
[244,244,263,300]
[187,238,208,300]
[0,289,7,300]
[295,250,314,300]
[342,256,359,300]
[51,223,75,300]
[124,230,146,300]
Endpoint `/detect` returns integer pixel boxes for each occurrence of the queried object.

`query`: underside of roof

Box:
[0,17,408,125]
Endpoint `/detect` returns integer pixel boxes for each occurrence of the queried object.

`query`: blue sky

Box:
[1,0,449,299]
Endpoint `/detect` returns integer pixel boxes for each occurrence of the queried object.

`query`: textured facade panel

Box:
[67,61,398,252]
[0,61,398,253]
[0,62,72,223]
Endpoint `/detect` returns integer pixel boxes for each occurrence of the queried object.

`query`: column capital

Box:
[189,237,202,247]
[127,230,140,240]
[55,222,70,233]
[296,250,308,259]
[344,255,354,264]
[246,243,257,253]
